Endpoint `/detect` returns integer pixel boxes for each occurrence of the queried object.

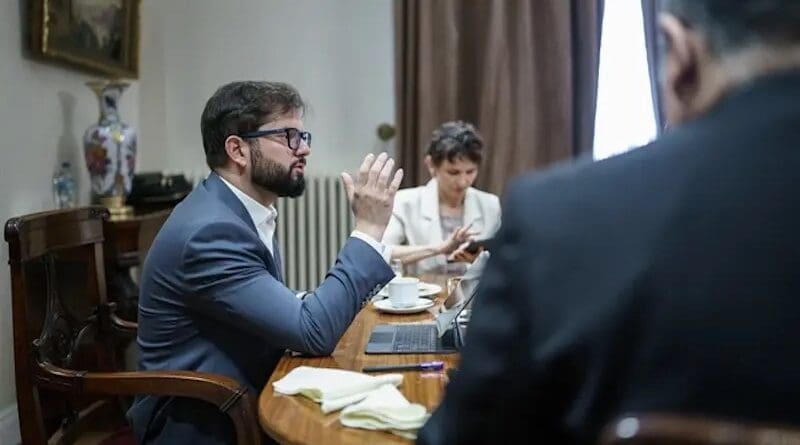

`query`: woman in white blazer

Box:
[383,121,501,274]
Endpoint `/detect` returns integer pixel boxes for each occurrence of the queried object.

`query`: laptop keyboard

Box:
[393,325,437,352]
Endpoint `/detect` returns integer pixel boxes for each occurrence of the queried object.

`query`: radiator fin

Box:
[276,176,353,290]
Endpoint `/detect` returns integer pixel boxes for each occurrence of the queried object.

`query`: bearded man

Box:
[128,81,403,445]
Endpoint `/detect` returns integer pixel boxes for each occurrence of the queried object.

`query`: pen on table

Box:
[362,361,445,373]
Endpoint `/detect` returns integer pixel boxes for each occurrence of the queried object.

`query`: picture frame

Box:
[29,0,141,78]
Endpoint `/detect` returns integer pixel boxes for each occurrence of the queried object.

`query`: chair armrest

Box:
[38,363,262,445]
[97,302,137,337]
[109,311,137,335]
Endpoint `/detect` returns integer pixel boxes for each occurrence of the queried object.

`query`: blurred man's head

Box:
[660,0,800,125]
[201,81,310,198]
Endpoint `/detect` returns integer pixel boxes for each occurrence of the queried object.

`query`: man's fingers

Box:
[387,168,404,196]
[341,172,355,202]
[377,158,395,188]
[368,152,388,186]
[357,153,375,185]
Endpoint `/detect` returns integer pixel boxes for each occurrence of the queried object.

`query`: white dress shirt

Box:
[218,176,391,265]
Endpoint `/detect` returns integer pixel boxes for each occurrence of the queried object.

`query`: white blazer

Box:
[383,179,502,273]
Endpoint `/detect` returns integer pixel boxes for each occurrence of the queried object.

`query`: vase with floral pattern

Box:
[83,80,137,201]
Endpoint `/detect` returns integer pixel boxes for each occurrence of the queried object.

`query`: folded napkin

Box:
[273,366,403,413]
[340,383,429,439]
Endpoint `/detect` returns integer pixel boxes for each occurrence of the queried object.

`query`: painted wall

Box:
[139,0,395,180]
[0,0,140,414]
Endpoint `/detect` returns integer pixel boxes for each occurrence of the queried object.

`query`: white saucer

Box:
[377,282,443,299]
[373,298,435,314]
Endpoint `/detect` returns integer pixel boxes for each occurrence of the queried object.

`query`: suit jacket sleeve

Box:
[180,220,394,356]
[417,183,543,444]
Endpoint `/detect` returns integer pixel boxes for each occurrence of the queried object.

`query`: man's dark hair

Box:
[426,121,484,166]
[663,0,800,56]
[201,81,305,169]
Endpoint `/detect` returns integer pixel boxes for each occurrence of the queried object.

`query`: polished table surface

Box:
[258,275,459,444]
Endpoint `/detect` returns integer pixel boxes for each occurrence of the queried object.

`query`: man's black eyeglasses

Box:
[239,127,312,151]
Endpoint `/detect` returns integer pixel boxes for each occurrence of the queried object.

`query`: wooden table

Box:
[258,275,459,444]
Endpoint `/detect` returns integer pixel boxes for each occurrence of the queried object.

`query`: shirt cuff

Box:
[351,230,392,264]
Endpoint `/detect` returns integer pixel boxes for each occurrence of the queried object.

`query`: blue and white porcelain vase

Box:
[83,80,137,200]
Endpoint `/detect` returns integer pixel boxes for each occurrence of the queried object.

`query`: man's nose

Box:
[295,142,311,156]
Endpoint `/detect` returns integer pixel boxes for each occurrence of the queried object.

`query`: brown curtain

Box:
[395,0,604,195]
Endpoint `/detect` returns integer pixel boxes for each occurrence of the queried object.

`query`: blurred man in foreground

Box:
[419,1,800,443]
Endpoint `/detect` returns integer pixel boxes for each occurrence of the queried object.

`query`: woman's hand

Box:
[448,243,482,263]
[438,224,477,255]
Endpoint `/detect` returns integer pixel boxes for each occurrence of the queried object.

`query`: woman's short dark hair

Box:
[426,121,484,166]
[200,81,305,169]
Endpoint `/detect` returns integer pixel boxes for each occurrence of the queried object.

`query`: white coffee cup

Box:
[388,277,418,308]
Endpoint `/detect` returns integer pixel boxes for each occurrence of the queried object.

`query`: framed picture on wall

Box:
[29,0,141,78]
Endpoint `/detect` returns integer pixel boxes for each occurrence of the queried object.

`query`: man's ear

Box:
[224,135,249,169]
[659,12,701,124]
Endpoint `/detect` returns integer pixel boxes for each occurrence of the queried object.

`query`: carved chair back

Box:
[5,206,125,444]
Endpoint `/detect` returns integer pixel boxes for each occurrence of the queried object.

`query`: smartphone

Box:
[464,238,492,254]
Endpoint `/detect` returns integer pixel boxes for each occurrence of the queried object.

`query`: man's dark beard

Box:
[250,143,305,197]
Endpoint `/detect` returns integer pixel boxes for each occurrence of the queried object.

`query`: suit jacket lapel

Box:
[462,188,485,234]
[205,172,257,231]
[204,172,283,280]
[420,179,445,245]
[271,234,284,284]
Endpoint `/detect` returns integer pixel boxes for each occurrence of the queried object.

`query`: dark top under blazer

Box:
[128,172,393,445]
[418,69,800,445]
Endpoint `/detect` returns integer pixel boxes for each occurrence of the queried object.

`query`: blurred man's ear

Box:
[659,12,701,125]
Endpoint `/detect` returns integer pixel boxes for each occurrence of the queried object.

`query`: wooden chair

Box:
[102,209,172,322]
[600,414,800,445]
[5,206,262,445]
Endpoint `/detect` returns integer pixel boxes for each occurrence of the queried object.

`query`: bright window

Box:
[593,0,657,160]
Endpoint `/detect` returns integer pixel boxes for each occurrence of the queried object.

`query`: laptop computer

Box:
[365,283,477,354]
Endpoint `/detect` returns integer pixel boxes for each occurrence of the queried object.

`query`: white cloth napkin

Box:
[272,366,403,413]
[340,383,430,439]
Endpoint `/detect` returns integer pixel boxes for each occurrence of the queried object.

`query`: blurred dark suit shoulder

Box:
[418,69,800,445]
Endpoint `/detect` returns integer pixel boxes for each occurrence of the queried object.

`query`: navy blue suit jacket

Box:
[128,172,393,444]
[418,70,800,444]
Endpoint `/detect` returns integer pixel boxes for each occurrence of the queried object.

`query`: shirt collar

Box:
[218,175,277,228]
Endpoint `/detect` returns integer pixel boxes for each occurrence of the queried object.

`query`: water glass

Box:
[391,259,404,277]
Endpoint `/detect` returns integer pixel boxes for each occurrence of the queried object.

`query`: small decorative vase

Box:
[83,80,137,214]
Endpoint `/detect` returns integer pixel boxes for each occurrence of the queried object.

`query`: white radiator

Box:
[276,176,353,290]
